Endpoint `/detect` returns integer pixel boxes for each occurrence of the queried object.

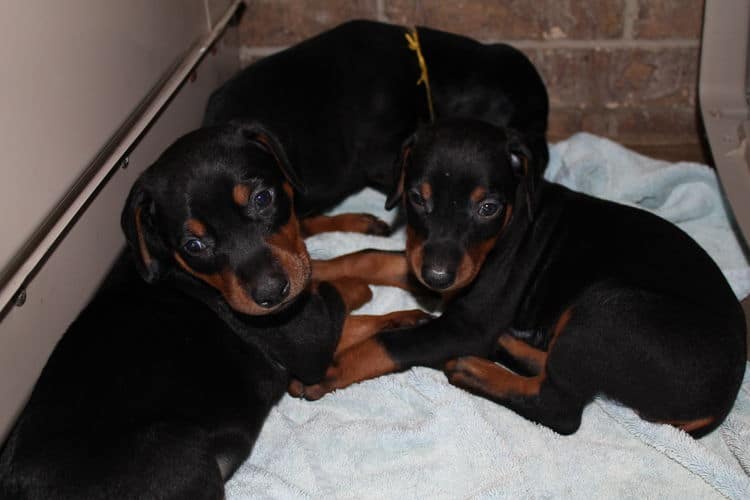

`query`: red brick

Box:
[233,1,704,148]
[526,49,597,108]
[580,106,700,145]
[548,107,584,142]
[634,0,704,39]
[385,0,626,41]
[522,105,701,148]
[526,47,697,109]
[238,0,378,46]
[627,143,708,163]
[593,48,698,108]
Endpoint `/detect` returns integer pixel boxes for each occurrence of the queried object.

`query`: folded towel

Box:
[547,133,750,299]
[226,133,750,499]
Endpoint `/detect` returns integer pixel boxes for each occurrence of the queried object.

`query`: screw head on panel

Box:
[14,289,26,307]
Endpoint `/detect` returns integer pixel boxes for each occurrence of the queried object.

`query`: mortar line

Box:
[376,0,386,22]
[239,38,700,63]
[484,38,700,49]
[623,0,639,40]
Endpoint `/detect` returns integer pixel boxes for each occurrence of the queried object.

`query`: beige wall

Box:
[0,0,239,439]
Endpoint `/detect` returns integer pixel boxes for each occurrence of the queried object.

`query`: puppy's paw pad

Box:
[384,310,432,330]
[300,383,331,401]
[358,214,391,236]
[288,378,305,398]
[443,356,486,384]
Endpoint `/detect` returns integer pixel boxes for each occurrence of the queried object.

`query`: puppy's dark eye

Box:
[183,238,207,255]
[254,189,273,209]
[408,190,425,207]
[478,201,501,218]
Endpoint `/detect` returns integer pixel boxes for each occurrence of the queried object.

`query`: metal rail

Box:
[0,0,244,319]
[699,0,750,249]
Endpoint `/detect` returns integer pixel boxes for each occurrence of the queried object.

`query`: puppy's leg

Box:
[301,214,390,236]
[444,307,586,434]
[288,309,430,398]
[291,309,498,400]
[323,277,374,313]
[320,277,429,350]
[335,310,431,355]
[313,249,414,290]
[450,283,744,437]
[495,332,547,375]
[290,335,399,400]
[320,277,430,342]
[444,355,585,435]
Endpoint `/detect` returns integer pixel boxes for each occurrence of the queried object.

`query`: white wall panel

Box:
[0,0,240,439]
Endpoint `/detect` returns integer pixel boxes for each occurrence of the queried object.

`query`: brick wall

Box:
[237,0,704,149]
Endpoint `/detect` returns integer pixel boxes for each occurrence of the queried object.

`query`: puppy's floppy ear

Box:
[121,180,165,283]
[506,130,537,223]
[233,120,306,195]
[385,134,416,210]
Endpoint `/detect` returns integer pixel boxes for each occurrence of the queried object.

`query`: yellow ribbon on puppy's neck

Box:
[406,27,435,123]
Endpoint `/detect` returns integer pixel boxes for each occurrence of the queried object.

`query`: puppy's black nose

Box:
[251,274,290,308]
[421,264,455,290]
[421,242,461,290]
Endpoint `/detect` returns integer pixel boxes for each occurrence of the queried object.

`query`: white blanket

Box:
[227,133,750,499]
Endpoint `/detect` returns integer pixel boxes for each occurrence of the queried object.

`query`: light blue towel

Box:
[547,133,750,298]
[227,134,750,499]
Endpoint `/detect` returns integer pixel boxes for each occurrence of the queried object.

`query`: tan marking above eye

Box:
[420,182,432,200]
[232,184,251,206]
[186,218,207,238]
[470,186,488,203]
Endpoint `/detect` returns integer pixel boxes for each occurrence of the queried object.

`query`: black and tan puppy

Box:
[205,20,549,223]
[294,119,747,438]
[0,124,422,499]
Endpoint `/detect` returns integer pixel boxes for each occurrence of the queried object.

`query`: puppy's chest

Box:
[471,242,591,333]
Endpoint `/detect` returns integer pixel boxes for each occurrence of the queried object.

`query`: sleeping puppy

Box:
[0,124,422,499]
[204,19,549,223]
[293,119,746,438]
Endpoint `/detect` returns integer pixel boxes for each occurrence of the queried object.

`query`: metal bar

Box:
[0,0,244,319]
[698,0,750,249]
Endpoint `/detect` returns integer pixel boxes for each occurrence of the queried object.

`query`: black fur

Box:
[375,119,746,436]
[0,125,345,499]
[204,20,549,216]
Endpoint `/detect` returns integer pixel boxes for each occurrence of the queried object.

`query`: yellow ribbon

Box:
[405,27,435,123]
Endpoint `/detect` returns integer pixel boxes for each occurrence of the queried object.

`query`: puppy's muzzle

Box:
[250,271,291,309]
[421,242,461,290]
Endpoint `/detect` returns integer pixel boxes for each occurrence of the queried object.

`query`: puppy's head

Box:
[385,119,538,293]
[122,122,310,315]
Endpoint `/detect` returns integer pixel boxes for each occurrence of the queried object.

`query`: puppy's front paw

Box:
[356,213,391,236]
[444,356,491,389]
[292,364,343,401]
[382,309,432,330]
[288,378,307,398]
[292,338,397,401]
